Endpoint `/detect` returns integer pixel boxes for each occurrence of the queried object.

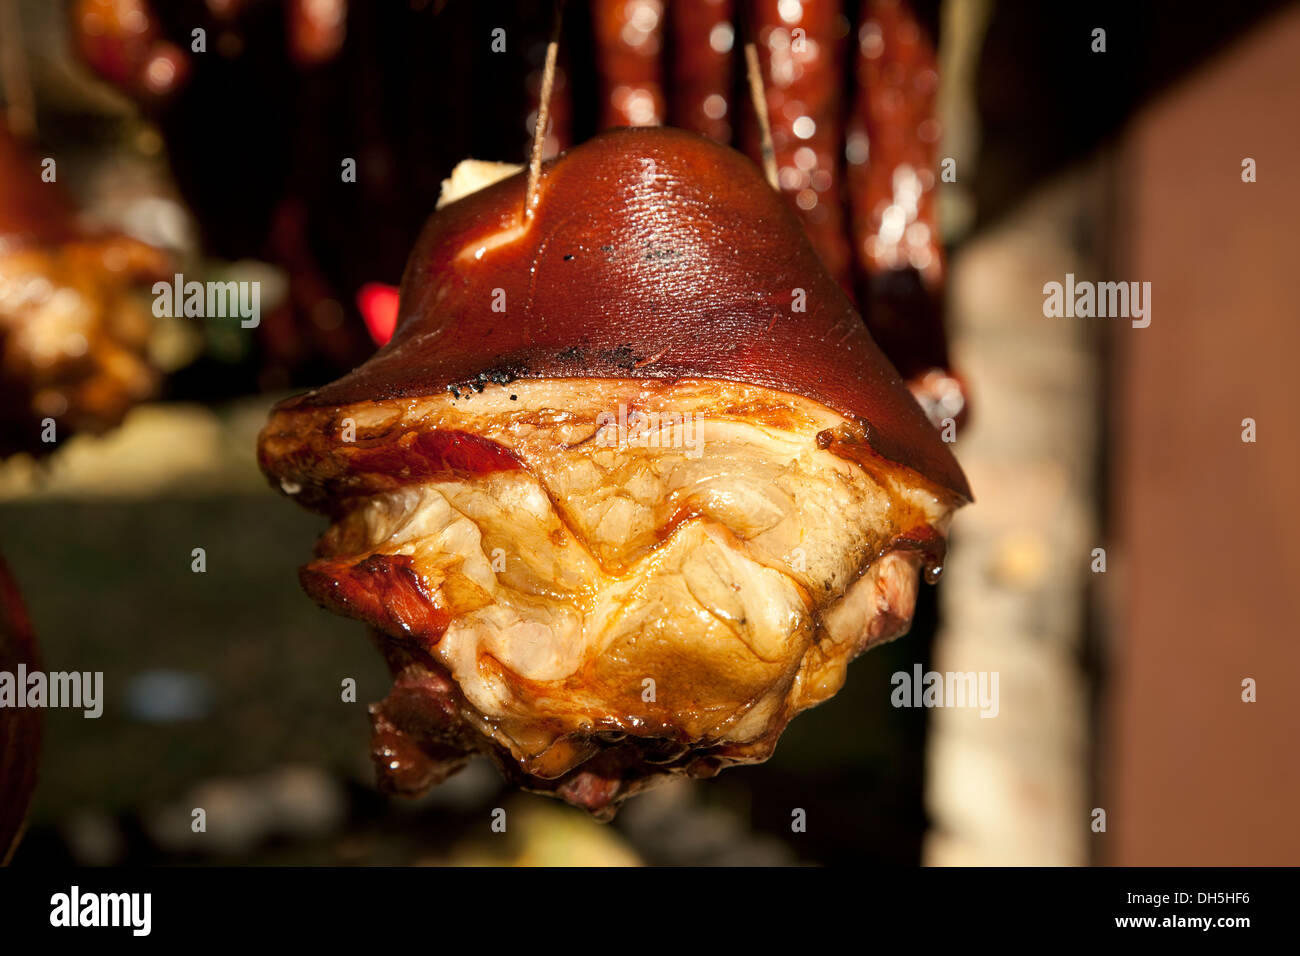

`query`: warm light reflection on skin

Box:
[455,222,531,266]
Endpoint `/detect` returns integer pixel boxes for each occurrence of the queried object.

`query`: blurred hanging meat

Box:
[593,0,667,127]
[0,125,169,457]
[848,0,965,425]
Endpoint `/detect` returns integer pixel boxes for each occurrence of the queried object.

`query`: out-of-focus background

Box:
[2,0,1297,866]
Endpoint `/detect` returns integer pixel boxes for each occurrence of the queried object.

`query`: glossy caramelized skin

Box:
[281,126,968,501]
[259,127,969,815]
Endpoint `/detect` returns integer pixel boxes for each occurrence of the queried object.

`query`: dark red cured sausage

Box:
[592,0,667,127]
[848,0,960,420]
[849,0,943,285]
[749,0,853,294]
[669,0,735,143]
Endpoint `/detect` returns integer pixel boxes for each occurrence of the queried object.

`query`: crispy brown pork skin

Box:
[259,127,969,817]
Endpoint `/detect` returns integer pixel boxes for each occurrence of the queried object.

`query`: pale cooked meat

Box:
[260,378,955,814]
[0,237,164,454]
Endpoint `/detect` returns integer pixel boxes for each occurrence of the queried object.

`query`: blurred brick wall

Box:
[1105,4,1300,865]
